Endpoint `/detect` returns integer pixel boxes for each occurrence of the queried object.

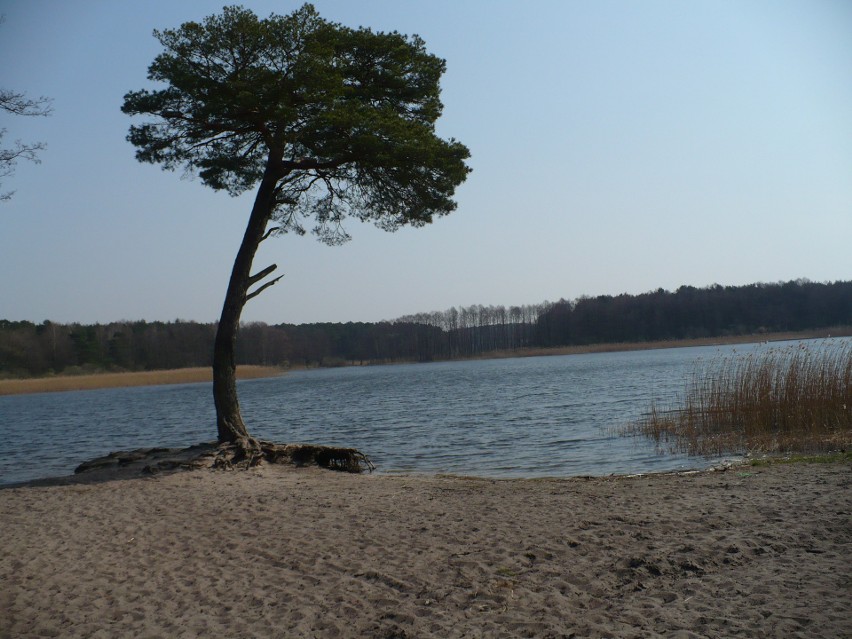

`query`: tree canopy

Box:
[122,4,470,244]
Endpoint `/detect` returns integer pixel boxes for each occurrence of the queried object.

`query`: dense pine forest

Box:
[1,279,850,378]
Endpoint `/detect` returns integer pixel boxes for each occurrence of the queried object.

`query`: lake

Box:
[0,340,803,485]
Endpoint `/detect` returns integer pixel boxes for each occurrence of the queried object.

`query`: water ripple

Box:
[0,340,811,485]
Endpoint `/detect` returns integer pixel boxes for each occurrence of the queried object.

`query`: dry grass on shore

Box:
[0,366,284,396]
[626,340,852,456]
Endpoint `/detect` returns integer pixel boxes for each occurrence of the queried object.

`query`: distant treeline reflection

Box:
[2,279,850,377]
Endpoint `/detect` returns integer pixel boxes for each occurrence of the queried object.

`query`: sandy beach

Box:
[0,366,284,396]
[1,462,849,638]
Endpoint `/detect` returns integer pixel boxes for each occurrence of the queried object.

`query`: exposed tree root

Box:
[212,439,374,473]
[74,441,374,480]
[212,436,265,470]
[260,442,375,473]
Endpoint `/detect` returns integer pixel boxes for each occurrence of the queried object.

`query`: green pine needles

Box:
[122,4,470,246]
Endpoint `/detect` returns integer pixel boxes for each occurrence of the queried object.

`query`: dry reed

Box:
[625,340,852,456]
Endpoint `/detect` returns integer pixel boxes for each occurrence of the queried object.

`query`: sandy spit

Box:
[1,463,849,638]
[0,366,284,396]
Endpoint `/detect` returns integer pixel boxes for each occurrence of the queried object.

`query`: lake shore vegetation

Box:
[625,340,852,456]
[2,279,850,381]
[2,329,847,396]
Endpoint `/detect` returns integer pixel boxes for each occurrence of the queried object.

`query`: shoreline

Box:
[2,328,847,396]
[7,449,846,491]
[0,365,285,396]
[2,461,848,638]
[461,327,849,361]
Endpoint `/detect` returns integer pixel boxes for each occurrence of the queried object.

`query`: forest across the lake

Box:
[2,279,850,379]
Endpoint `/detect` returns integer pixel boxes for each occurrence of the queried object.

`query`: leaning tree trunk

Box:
[213,157,282,446]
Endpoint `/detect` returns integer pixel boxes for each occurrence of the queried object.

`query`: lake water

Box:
[0,340,811,485]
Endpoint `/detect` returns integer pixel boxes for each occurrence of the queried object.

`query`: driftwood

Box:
[73,440,374,480]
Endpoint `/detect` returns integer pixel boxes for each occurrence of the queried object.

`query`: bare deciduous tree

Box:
[0,89,52,200]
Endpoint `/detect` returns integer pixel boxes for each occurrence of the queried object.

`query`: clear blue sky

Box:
[1,0,850,325]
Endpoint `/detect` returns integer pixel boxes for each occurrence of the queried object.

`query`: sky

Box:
[1,0,850,325]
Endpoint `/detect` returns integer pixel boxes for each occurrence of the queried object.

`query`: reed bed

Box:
[625,340,852,456]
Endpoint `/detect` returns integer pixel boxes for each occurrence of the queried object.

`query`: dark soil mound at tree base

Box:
[64,441,374,485]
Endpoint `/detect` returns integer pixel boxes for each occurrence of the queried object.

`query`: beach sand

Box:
[1,462,849,638]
